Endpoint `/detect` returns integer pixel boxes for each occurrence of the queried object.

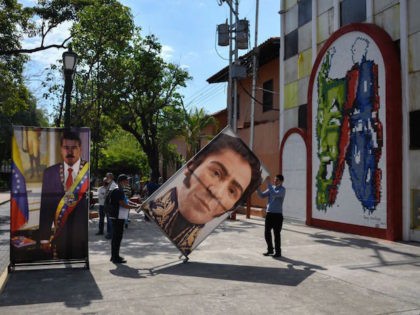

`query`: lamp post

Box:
[62,45,78,128]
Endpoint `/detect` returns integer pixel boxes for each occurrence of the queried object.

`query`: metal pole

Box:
[279,1,285,147]
[250,0,259,150]
[64,74,73,128]
[247,0,259,219]
[232,0,239,132]
[227,3,233,129]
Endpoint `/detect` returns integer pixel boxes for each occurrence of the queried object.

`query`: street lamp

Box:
[62,45,78,128]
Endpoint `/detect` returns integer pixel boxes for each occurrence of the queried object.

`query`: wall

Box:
[308,24,401,239]
[279,0,418,240]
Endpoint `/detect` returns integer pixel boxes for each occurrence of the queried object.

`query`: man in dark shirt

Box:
[109,174,139,264]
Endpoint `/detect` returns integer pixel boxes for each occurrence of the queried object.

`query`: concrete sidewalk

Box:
[0,202,419,314]
[0,191,9,206]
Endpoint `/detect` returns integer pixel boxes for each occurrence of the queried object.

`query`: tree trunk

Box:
[147,148,160,183]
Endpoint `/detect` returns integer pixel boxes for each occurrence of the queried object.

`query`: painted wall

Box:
[307,24,402,240]
[311,33,387,227]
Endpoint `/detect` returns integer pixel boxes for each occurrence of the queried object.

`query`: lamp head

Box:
[62,45,78,74]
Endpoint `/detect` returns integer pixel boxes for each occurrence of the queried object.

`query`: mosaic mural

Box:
[315,37,383,213]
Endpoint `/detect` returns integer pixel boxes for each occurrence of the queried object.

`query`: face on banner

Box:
[142,127,261,256]
[178,149,252,224]
[61,138,82,166]
[10,127,90,265]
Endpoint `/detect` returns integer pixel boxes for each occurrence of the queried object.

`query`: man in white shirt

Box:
[96,177,109,236]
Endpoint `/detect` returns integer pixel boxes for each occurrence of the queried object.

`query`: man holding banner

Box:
[39,130,89,260]
[142,131,261,256]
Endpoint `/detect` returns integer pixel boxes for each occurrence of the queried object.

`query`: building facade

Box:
[279,0,420,242]
[206,0,420,242]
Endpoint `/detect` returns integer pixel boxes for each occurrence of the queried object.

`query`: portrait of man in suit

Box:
[38,130,89,260]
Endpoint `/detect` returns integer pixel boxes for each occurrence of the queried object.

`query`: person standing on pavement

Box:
[109,174,139,264]
[257,174,285,258]
[96,177,109,236]
[106,172,118,191]
[122,178,133,229]
[104,172,118,239]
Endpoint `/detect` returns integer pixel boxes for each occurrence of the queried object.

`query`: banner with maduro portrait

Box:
[141,127,262,257]
[10,126,90,267]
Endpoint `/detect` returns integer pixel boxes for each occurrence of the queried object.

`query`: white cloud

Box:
[160,45,174,61]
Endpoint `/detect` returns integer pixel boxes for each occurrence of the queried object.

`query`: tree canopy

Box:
[0,0,219,185]
[0,0,93,56]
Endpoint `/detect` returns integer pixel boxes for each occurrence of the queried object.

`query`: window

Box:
[410,110,420,150]
[298,0,312,27]
[284,29,298,60]
[262,80,273,112]
[298,104,307,129]
[341,0,366,27]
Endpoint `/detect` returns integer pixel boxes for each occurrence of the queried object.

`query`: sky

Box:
[21,0,281,118]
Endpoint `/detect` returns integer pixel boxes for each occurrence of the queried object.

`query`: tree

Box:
[101,32,191,183]
[0,0,93,56]
[181,106,217,160]
[0,95,49,163]
[0,0,86,174]
[98,128,148,177]
[158,106,186,180]
[69,0,134,175]
[0,60,31,117]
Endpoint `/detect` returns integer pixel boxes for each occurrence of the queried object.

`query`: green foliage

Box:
[98,128,148,176]
[0,0,93,55]
[71,0,134,64]
[65,0,135,175]
[181,106,217,160]
[0,98,49,162]
[0,62,31,116]
[0,0,31,54]
[99,31,191,182]
[0,0,92,164]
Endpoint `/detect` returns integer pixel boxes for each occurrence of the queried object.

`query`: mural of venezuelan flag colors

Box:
[307,24,402,238]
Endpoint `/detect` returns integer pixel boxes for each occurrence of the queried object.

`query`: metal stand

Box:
[179,254,189,263]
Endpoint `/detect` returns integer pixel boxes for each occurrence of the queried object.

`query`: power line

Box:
[238,80,279,111]
[184,83,226,109]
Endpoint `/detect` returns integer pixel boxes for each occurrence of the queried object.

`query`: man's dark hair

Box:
[276,174,284,181]
[61,130,81,146]
[186,132,261,208]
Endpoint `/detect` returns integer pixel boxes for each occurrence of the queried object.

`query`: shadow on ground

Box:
[0,268,102,308]
[154,261,315,286]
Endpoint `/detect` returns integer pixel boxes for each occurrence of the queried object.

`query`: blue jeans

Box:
[98,205,112,236]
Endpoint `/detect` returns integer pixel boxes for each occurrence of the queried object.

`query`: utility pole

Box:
[250,0,259,150]
[232,0,239,132]
[246,0,259,220]
[228,6,233,130]
[217,0,248,132]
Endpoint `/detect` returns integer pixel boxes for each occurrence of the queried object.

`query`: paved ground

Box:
[0,191,420,314]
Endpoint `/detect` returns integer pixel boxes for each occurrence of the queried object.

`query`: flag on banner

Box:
[11,135,29,232]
